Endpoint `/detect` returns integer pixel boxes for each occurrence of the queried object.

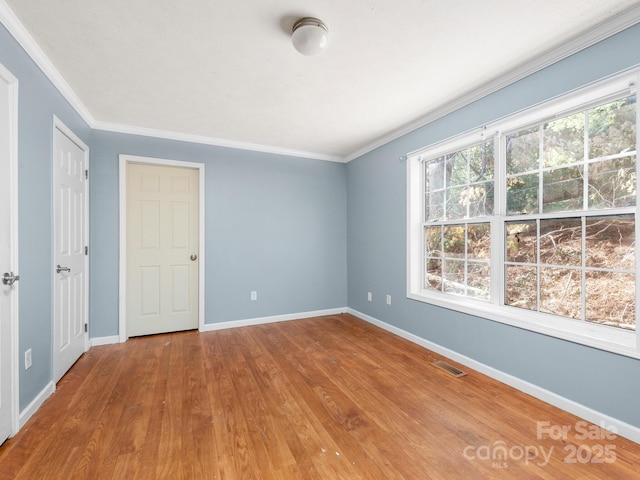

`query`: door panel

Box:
[53,124,88,383]
[127,164,199,337]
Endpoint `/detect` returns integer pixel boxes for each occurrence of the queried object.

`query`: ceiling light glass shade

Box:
[291,18,329,56]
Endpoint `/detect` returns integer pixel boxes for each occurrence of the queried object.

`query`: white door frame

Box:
[0,62,19,437]
[119,155,205,342]
[52,116,90,369]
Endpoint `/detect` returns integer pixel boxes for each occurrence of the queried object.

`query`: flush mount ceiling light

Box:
[291,17,329,56]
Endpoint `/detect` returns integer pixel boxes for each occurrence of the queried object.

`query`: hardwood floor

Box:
[1,313,639,479]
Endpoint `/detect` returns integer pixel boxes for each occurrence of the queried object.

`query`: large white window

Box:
[407,70,639,358]
[423,141,494,300]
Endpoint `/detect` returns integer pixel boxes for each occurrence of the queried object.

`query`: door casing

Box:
[119,155,205,342]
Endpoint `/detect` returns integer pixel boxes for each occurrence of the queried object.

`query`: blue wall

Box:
[347,24,640,428]
[90,132,347,337]
[0,24,92,409]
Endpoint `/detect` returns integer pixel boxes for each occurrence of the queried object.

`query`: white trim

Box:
[53,117,90,152]
[96,121,345,163]
[344,3,640,163]
[200,308,348,332]
[18,381,54,430]
[90,335,120,347]
[119,154,205,342]
[348,308,640,445]
[0,60,19,437]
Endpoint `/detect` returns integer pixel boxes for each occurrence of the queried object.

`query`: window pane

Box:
[540,219,582,267]
[469,142,494,182]
[585,272,635,330]
[506,221,537,263]
[426,141,495,222]
[426,157,446,189]
[443,225,465,258]
[543,113,585,168]
[445,186,466,219]
[425,223,492,300]
[507,173,539,214]
[467,182,494,217]
[539,267,581,319]
[589,95,636,160]
[585,216,635,270]
[426,189,444,221]
[468,224,491,259]
[505,265,537,310]
[426,159,445,221]
[588,156,636,209]
[447,152,468,187]
[443,260,465,295]
[424,226,442,258]
[543,166,583,212]
[425,258,442,291]
[506,127,539,175]
[468,262,490,300]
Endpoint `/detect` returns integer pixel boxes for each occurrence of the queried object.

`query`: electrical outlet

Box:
[251,291,257,301]
[25,348,32,370]
[386,294,391,305]
[367,292,372,301]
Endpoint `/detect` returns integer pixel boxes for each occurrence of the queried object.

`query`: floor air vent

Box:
[431,360,467,378]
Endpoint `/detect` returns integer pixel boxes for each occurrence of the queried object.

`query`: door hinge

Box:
[84,323,88,333]
[85,169,88,179]
[85,246,88,255]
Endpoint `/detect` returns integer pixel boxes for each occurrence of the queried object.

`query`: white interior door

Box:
[126,163,199,337]
[0,63,18,445]
[53,122,88,383]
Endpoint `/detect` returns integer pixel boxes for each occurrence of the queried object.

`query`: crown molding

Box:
[0,0,95,126]
[93,120,345,162]
[343,3,640,163]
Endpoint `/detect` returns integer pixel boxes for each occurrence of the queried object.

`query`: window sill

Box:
[407,289,639,360]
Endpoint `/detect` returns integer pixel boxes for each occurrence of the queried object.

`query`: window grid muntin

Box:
[504,210,635,329]
[424,141,494,222]
[502,93,636,330]
[423,139,495,299]
[505,94,636,216]
[423,221,491,299]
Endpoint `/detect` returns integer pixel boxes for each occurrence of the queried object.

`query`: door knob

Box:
[190,254,198,261]
[2,272,19,286]
[56,265,71,274]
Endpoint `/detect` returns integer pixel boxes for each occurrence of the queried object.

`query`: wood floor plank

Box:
[277,319,484,479]
[133,337,173,480]
[1,314,639,479]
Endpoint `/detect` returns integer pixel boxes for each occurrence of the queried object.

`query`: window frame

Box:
[407,68,640,359]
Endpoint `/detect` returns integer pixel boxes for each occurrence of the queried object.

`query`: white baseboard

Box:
[90,335,120,346]
[347,308,640,445]
[200,307,348,332]
[19,381,55,430]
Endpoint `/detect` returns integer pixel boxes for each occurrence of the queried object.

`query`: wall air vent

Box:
[431,360,467,378]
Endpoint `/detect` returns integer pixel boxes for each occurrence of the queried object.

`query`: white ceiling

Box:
[3,0,640,161]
